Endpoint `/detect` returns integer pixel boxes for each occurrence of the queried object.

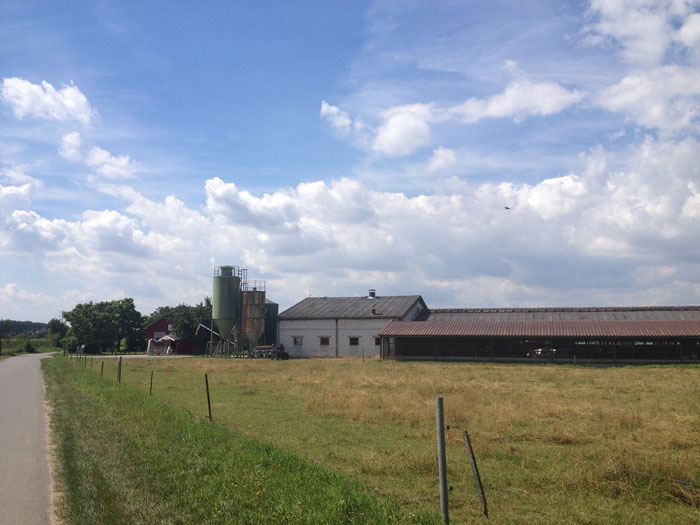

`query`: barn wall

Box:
[278,318,391,358]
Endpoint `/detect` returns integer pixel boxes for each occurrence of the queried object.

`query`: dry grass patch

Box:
[95,357,700,523]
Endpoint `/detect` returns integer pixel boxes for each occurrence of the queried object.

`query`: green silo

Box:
[213,266,240,340]
[264,299,278,345]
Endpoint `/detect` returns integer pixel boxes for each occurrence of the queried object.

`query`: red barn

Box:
[145,314,205,354]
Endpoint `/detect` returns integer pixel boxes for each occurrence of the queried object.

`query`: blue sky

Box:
[1,0,699,322]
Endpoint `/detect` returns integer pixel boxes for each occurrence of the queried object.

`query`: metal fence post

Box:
[205,373,212,421]
[463,430,488,518]
[149,370,154,396]
[436,397,449,524]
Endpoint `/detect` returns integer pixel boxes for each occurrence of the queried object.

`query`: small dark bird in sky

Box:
[504,206,511,210]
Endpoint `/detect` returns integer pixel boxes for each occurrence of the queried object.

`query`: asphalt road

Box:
[0,353,53,525]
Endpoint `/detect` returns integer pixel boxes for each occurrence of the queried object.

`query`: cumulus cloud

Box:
[426,147,456,172]
[85,146,138,179]
[449,80,584,124]
[59,131,83,162]
[586,0,695,67]
[0,183,32,217]
[1,77,93,125]
[677,12,700,51]
[372,103,434,156]
[598,66,700,133]
[3,134,700,318]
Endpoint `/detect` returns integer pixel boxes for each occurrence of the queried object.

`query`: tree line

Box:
[57,297,212,354]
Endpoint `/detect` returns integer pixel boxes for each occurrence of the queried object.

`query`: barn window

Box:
[320,337,330,346]
[375,337,381,346]
[349,337,359,346]
[293,336,303,346]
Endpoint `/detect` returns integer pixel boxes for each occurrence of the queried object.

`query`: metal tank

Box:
[242,283,266,348]
[264,299,278,345]
[212,266,240,341]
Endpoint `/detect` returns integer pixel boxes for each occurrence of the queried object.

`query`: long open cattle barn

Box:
[379,306,700,363]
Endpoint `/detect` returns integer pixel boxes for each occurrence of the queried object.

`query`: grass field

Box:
[0,337,55,360]
[58,355,699,524]
[43,356,437,524]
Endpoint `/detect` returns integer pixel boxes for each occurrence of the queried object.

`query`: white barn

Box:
[277,291,427,358]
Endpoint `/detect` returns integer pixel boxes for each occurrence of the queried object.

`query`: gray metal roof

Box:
[278,295,424,320]
[427,306,700,322]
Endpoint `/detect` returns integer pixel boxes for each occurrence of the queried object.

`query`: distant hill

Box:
[1,320,48,337]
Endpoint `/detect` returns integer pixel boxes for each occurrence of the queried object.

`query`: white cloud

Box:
[0,282,93,322]
[59,132,138,179]
[682,183,700,218]
[372,103,434,156]
[586,0,695,67]
[0,165,43,189]
[598,66,700,133]
[3,134,700,319]
[59,131,83,162]
[320,101,352,134]
[324,79,583,158]
[677,12,700,51]
[426,147,456,172]
[0,183,32,217]
[1,77,93,125]
[85,146,138,179]
[449,80,584,124]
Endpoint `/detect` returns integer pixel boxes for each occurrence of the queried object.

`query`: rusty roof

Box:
[427,306,700,322]
[278,295,425,320]
[379,320,700,338]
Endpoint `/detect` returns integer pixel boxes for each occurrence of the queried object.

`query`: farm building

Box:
[145,313,205,354]
[379,306,700,363]
[277,290,428,358]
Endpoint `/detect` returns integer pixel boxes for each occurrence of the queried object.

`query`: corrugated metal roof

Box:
[380,320,700,338]
[427,306,700,322]
[278,295,423,320]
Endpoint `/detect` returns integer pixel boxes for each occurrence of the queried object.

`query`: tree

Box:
[47,318,69,348]
[113,298,145,352]
[169,298,212,346]
[62,299,145,353]
[0,319,11,355]
[63,302,98,352]
[143,305,173,327]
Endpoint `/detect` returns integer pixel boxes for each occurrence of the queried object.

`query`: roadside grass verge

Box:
[90,356,700,524]
[43,356,437,524]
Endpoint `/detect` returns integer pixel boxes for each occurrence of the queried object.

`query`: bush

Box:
[24,341,36,353]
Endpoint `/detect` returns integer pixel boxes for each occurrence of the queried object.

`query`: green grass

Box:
[83,356,700,524]
[0,337,56,359]
[42,356,438,524]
